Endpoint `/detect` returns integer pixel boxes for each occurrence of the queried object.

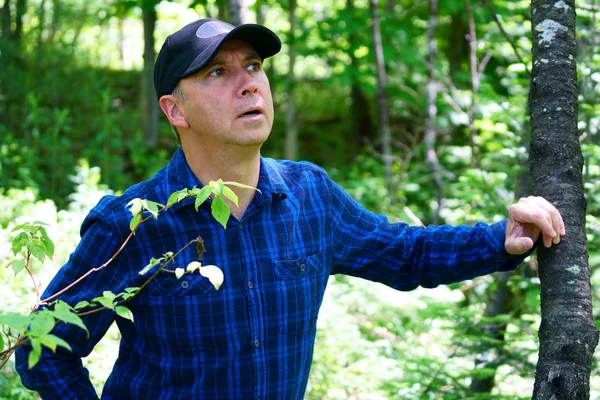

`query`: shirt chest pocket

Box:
[146,270,218,297]
[273,253,326,336]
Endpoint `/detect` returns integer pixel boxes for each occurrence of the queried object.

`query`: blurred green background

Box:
[1,0,600,398]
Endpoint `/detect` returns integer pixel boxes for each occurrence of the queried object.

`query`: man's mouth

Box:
[239,108,263,118]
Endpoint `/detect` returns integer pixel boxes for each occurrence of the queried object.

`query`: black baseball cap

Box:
[153,18,281,99]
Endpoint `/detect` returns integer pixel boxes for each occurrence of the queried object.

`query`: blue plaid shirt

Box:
[16,148,526,399]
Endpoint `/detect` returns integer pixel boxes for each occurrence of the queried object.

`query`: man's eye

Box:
[209,68,224,77]
[247,62,262,72]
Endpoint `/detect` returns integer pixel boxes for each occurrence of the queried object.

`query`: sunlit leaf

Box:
[175,268,185,279]
[186,261,201,273]
[223,181,261,194]
[29,311,56,336]
[222,186,239,206]
[28,343,41,369]
[74,301,90,310]
[0,313,30,332]
[129,213,141,232]
[211,196,230,229]
[139,257,163,275]
[40,233,55,259]
[115,306,134,322]
[9,259,26,275]
[37,333,72,353]
[200,265,224,291]
[52,301,89,337]
[126,198,143,217]
[194,186,212,211]
[31,243,46,263]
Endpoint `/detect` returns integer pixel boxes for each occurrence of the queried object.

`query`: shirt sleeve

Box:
[328,178,531,290]
[15,214,127,400]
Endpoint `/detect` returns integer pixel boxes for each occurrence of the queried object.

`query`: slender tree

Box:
[529,1,598,398]
[140,1,158,148]
[424,0,442,224]
[229,0,247,25]
[284,0,298,161]
[368,0,394,203]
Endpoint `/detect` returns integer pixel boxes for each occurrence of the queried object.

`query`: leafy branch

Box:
[0,180,257,370]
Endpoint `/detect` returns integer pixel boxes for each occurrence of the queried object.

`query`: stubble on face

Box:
[177,39,275,152]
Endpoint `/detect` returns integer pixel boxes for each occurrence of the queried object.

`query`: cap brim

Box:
[180,24,281,80]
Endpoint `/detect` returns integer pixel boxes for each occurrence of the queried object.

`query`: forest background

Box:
[1,0,599,398]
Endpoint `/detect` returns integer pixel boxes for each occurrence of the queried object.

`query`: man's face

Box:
[176,39,274,151]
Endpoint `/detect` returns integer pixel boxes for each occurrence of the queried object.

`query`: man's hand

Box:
[505,196,566,255]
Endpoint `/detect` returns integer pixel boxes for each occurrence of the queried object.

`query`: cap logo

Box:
[196,21,235,38]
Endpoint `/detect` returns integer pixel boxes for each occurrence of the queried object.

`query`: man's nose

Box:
[237,71,259,97]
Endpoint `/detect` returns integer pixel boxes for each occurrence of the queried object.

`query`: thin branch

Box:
[481,0,531,76]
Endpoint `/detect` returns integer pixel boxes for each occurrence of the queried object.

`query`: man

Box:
[16,18,565,399]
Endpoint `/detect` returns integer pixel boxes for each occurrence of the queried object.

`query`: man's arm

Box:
[15,216,125,400]
[327,179,563,289]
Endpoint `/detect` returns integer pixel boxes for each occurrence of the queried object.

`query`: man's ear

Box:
[159,95,190,130]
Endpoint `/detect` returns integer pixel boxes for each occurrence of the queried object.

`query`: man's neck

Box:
[181,144,261,221]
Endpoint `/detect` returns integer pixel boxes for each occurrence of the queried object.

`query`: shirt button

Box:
[240,223,244,230]
[254,339,260,348]
[248,281,253,289]
[300,263,306,271]
[181,281,189,289]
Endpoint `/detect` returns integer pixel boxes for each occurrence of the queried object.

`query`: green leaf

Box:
[124,287,140,294]
[9,259,26,275]
[0,331,4,351]
[210,179,224,196]
[211,196,230,229]
[129,213,141,232]
[186,261,201,273]
[0,313,30,332]
[144,200,160,219]
[40,233,55,259]
[31,221,50,227]
[37,333,72,353]
[166,189,189,207]
[200,265,224,291]
[139,257,163,275]
[223,181,261,193]
[11,232,28,255]
[31,243,46,263]
[175,268,185,279]
[222,186,239,206]
[92,294,115,310]
[28,343,41,369]
[194,186,212,211]
[29,311,56,336]
[115,306,134,322]
[52,301,89,338]
[126,198,143,217]
[74,300,90,310]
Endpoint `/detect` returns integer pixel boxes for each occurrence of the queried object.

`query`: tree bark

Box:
[368,0,394,203]
[284,0,298,160]
[347,0,375,151]
[13,0,24,45]
[141,5,158,148]
[228,0,247,25]
[2,0,11,39]
[530,1,599,398]
[424,0,442,224]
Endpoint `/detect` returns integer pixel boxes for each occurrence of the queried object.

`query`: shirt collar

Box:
[165,147,290,211]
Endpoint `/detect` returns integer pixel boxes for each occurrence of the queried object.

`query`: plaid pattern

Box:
[16,147,525,399]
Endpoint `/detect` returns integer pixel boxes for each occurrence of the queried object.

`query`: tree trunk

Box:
[347,0,374,151]
[424,0,442,224]
[2,0,11,39]
[13,0,24,45]
[530,1,599,398]
[284,0,297,160]
[217,0,228,22]
[228,0,247,25]
[368,0,394,204]
[141,6,158,148]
